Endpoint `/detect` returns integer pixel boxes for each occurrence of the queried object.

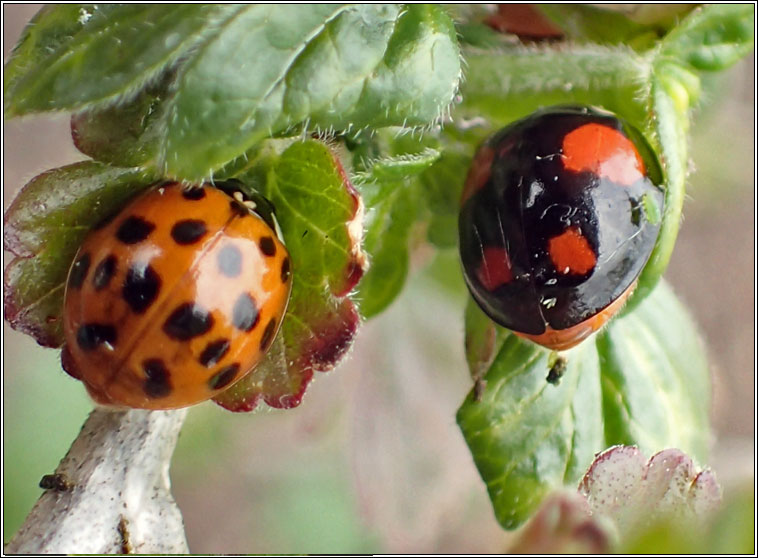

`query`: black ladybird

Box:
[459,105,663,350]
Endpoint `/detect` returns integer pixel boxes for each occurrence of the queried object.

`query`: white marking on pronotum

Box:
[232,191,257,211]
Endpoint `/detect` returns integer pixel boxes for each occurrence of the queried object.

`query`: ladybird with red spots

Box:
[62,180,292,409]
[459,105,663,350]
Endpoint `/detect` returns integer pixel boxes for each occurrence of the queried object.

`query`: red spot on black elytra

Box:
[199,338,231,367]
[68,253,91,289]
[123,264,161,314]
[209,363,240,390]
[142,359,172,398]
[259,236,276,257]
[163,303,214,340]
[548,227,596,275]
[171,219,208,245]
[92,254,117,291]
[217,244,242,277]
[260,318,277,352]
[77,323,117,351]
[116,216,155,244]
[476,245,514,290]
[562,123,645,185]
[232,293,259,332]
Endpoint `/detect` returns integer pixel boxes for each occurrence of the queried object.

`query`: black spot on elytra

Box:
[68,253,91,289]
[260,318,277,352]
[116,216,155,244]
[232,293,259,332]
[280,257,291,283]
[76,323,117,351]
[229,199,249,217]
[171,219,207,245]
[182,187,206,201]
[92,255,117,291]
[123,264,161,314]
[163,303,214,340]
[217,244,242,277]
[199,338,230,368]
[259,236,276,257]
[142,359,172,398]
[209,363,240,390]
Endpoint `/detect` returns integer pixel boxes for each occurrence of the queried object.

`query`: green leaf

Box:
[622,483,753,554]
[457,302,603,529]
[418,151,470,248]
[457,280,710,529]
[213,139,365,410]
[660,4,755,72]
[3,162,156,347]
[353,149,440,318]
[3,5,87,98]
[355,180,417,319]
[625,78,688,311]
[457,46,650,135]
[164,4,460,179]
[537,4,658,48]
[595,284,710,460]
[5,5,241,115]
[71,73,173,168]
[6,5,461,180]
[355,148,441,183]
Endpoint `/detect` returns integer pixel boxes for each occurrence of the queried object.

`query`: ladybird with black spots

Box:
[459,105,663,350]
[62,180,292,409]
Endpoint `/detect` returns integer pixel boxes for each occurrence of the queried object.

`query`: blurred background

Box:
[3,5,754,552]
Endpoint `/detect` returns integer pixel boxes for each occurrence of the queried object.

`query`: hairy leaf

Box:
[537,4,684,48]
[456,46,650,137]
[3,162,156,346]
[580,447,721,540]
[457,281,710,529]
[5,5,240,115]
[660,4,755,72]
[213,140,366,411]
[163,4,460,178]
[71,73,173,168]
[6,5,461,181]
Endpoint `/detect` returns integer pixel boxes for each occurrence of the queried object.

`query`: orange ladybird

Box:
[62,180,292,409]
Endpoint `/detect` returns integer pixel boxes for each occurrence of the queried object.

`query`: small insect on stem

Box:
[39,473,74,492]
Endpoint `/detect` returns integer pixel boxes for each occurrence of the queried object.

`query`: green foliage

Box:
[622,486,755,554]
[3,163,155,346]
[5,4,460,180]
[2,2,754,542]
[216,139,366,411]
[457,281,711,529]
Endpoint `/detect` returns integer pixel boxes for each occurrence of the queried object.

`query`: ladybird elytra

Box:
[62,181,292,410]
[459,105,663,350]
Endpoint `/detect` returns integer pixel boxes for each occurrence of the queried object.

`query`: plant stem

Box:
[5,407,188,554]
